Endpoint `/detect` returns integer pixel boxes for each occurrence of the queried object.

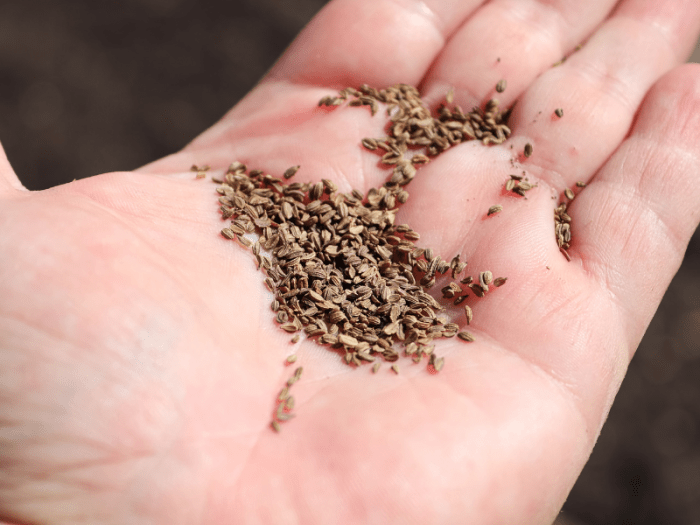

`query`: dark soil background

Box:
[0,1,698,523]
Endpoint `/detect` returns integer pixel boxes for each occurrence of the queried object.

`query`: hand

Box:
[1,0,699,523]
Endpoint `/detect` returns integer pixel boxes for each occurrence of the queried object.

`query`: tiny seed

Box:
[565,188,575,200]
[391,364,399,375]
[524,143,533,158]
[434,356,444,372]
[291,334,300,344]
[284,396,295,411]
[372,362,381,373]
[286,355,297,364]
[493,277,508,287]
[487,204,503,216]
[464,304,473,324]
[457,331,475,342]
[271,420,281,432]
[496,79,507,93]
[283,165,300,179]
[576,181,587,188]
[221,228,236,240]
[555,108,564,118]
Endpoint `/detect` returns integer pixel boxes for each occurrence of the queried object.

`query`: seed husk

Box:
[271,420,281,432]
[496,79,507,93]
[576,181,587,188]
[291,334,300,344]
[286,355,297,364]
[457,331,475,342]
[524,143,533,158]
[391,364,399,375]
[554,108,564,118]
[487,204,503,216]
[565,188,575,200]
[372,362,381,373]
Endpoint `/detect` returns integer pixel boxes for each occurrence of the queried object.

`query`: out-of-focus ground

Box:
[0,1,698,524]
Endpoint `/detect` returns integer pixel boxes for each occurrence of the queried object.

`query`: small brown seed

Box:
[487,205,503,216]
[576,181,587,188]
[286,355,297,364]
[493,277,508,287]
[221,228,236,240]
[291,334,300,344]
[391,364,399,375]
[524,143,533,158]
[283,165,300,179]
[271,420,281,432]
[457,331,475,342]
[554,108,564,118]
[496,79,507,93]
[362,138,378,150]
[565,188,575,200]
[372,362,381,374]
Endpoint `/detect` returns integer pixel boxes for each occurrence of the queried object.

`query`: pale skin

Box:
[1,0,700,523]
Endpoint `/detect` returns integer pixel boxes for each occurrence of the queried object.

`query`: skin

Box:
[1,0,700,523]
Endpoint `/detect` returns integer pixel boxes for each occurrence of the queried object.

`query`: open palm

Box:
[2,1,700,524]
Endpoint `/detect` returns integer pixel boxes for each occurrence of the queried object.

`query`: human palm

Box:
[2,1,700,524]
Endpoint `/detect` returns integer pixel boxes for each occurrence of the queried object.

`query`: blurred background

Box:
[0,1,698,523]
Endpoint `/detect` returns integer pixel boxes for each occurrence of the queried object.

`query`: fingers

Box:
[508,0,700,190]
[265,0,486,88]
[420,0,617,107]
[0,143,25,193]
[573,63,700,354]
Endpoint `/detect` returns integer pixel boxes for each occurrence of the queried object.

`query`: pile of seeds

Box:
[214,84,513,430]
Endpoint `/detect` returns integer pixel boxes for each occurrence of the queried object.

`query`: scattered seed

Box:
[496,79,507,93]
[372,362,381,373]
[555,108,564,118]
[576,181,587,188]
[457,331,475,342]
[464,304,473,324]
[286,355,297,364]
[493,277,507,287]
[391,364,399,375]
[291,334,300,344]
[271,420,281,432]
[565,188,575,200]
[487,204,503,216]
[283,165,300,179]
[446,87,454,104]
[524,143,533,158]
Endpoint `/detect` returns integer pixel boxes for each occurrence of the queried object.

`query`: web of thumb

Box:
[0,142,26,193]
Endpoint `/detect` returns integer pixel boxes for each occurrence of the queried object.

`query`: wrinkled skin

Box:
[1,0,700,524]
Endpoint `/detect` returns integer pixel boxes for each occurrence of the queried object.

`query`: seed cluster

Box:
[505,173,537,197]
[554,185,583,261]
[214,84,512,431]
[271,366,303,431]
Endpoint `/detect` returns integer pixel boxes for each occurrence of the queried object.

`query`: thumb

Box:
[0,142,26,193]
